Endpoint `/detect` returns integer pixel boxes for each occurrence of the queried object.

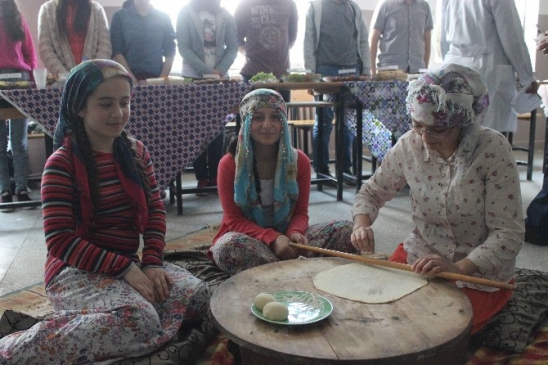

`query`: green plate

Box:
[251,291,333,325]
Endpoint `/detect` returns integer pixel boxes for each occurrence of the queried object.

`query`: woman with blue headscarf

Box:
[352,63,523,334]
[209,88,355,275]
[0,59,209,363]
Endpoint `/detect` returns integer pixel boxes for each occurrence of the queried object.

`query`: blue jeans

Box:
[0,70,29,194]
[312,64,358,173]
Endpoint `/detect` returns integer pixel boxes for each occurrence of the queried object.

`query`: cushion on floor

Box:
[0,250,232,365]
[472,268,548,353]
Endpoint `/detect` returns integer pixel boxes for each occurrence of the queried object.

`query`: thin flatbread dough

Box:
[313,263,428,304]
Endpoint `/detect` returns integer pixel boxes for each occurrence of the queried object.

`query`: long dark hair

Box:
[56,0,92,38]
[0,0,25,42]
[72,127,151,207]
[59,60,150,208]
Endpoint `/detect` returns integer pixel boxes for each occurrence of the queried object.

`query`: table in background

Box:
[211,257,473,365]
[257,82,347,199]
[324,80,409,192]
[261,81,409,198]
[0,83,251,192]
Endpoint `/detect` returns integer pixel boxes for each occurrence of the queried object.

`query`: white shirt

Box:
[440,0,535,133]
[198,10,217,70]
[353,125,524,290]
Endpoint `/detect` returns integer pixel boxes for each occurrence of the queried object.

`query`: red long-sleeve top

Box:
[211,149,310,253]
[41,142,166,287]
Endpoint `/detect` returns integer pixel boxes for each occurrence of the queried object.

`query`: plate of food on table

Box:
[251,291,333,325]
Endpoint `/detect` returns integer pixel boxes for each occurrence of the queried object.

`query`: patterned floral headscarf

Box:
[54,59,134,148]
[234,88,298,232]
[406,63,490,128]
[53,60,148,235]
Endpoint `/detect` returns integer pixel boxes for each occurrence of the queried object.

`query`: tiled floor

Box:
[1,149,547,297]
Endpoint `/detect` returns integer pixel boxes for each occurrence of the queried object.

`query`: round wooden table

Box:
[210,257,473,365]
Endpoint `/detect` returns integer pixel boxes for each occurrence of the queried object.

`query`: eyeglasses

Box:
[410,121,454,138]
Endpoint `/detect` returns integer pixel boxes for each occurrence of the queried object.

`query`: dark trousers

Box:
[193,133,224,182]
[525,168,548,245]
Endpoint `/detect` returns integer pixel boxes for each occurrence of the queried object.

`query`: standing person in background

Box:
[176,0,237,79]
[304,0,370,179]
[210,89,356,275]
[234,0,298,102]
[440,0,538,133]
[369,0,433,76]
[110,0,176,82]
[0,0,37,211]
[38,0,111,76]
[524,30,548,246]
[0,60,209,363]
[177,0,238,193]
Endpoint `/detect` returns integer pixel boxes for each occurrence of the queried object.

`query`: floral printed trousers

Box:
[210,220,355,275]
[0,262,209,365]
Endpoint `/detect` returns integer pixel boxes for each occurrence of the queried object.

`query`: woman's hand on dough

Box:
[351,226,375,253]
[123,264,156,304]
[143,267,174,303]
[272,235,299,260]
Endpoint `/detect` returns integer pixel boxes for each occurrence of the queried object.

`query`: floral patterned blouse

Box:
[352,125,524,290]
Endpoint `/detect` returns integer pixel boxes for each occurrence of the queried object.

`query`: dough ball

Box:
[262,301,289,321]
[254,293,276,311]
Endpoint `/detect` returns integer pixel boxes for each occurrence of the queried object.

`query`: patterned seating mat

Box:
[0,226,234,365]
[1,225,547,364]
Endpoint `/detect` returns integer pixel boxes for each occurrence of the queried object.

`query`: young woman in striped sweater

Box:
[0,59,209,364]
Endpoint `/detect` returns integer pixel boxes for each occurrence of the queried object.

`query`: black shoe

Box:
[196,179,209,197]
[0,190,14,213]
[16,190,36,210]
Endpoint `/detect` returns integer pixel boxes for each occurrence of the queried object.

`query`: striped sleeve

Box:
[42,149,133,285]
[136,141,167,268]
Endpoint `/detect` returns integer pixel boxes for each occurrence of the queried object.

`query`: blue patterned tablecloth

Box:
[328,80,410,160]
[1,83,251,189]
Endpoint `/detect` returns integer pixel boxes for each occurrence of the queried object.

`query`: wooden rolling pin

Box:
[288,242,516,291]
